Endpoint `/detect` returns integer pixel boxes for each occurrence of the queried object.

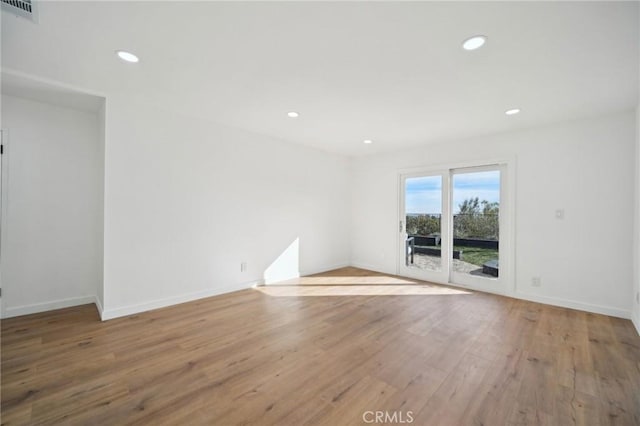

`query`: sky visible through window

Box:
[406,171,500,214]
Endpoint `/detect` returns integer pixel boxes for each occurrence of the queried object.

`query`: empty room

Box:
[1,1,639,425]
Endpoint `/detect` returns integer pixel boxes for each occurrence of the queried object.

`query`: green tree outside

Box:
[454,197,499,239]
[406,197,499,240]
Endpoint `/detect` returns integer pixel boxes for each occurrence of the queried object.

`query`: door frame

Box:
[397,169,451,285]
[396,156,516,296]
[0,129,9,316]
[449,164,507,293]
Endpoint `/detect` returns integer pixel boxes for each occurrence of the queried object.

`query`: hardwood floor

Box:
[2,267,639,425]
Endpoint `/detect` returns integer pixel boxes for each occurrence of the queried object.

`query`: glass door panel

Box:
[399,171,450,284]
[405,175,443,272]
[450,168,501,285]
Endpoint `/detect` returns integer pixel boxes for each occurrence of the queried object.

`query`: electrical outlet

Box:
[531,277,541,287]
[240,262,247,272]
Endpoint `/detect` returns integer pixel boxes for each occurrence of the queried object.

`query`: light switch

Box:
[555,209,564,219]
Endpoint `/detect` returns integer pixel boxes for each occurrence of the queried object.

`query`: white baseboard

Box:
[100,280,260,321]
[2,295,97,319]
[264,273,300,285]
[513,291,631,320]
[349,261,632,320]
[349,261,395,276]
[632,313,640,336]
[299,262,351,277]
[263,262,351,285]
[94,295,104,318]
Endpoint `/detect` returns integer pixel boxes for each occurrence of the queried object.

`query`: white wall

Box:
[100,96,350,319]
[1,91,635,323]
[634,106,640,332]
[351,111,636,318]
[1,94,103,317]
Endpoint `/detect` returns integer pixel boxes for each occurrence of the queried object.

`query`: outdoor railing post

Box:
[405,238,409,266]
[405,236,415,266]
[411,238,414,264]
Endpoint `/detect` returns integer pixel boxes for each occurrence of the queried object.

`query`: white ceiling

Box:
[2,1,638,157]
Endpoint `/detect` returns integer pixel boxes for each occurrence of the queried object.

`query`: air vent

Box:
[1,0,38,22]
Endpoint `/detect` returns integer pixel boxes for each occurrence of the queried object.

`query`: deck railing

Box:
[406,213,499,240]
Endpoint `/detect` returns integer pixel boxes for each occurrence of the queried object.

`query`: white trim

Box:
[263,262,351,285]
[396,156,514,177]
[350,261,395,276]
[94,295,104,318]
[264,274,299,285]
[0,129,8,318]
[632,315,640,337]
[2,295,97,319]
[511,291,630,319]
[350,261,631,319]
[505,156,518,296]
[299,262,350,277]
[99,280,260,321]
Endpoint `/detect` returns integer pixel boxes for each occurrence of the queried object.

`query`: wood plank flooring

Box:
[2,267,639,425]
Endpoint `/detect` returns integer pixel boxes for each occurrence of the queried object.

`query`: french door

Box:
[398,163,508,293]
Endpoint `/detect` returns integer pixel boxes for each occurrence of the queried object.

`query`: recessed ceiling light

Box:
[505,108,521,115]
[363,139,373,144]
[462,35,487,51]
[287,112,299,118]
[116,50,139,63]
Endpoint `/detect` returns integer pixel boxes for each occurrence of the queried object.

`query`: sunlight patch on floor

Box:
[273,275,424,286]
[255,284,472,297]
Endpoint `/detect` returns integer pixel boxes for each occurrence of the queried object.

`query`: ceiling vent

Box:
[1,0,38,23]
